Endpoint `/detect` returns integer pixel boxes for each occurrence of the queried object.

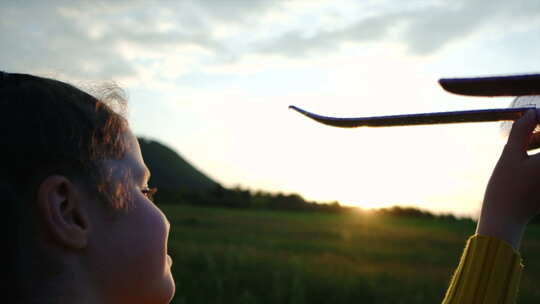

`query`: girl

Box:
[5,70,537,303]
[3,71,175,304]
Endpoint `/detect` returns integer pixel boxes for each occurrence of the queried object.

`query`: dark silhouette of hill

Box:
[135,136,347,211]
[137,137,218,193]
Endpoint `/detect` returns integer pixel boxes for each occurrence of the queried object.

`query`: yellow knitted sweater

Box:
[442,234,523,303]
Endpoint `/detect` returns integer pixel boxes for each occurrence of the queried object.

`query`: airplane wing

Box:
[439,74,540,97]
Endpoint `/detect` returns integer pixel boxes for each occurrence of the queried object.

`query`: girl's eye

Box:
[141,187,158,202]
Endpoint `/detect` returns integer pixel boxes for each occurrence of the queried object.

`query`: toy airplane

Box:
[289,74,540,128]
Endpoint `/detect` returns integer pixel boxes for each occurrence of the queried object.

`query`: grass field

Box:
[160,204,540,304]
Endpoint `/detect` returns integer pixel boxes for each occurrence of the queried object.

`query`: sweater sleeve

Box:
[442,234,523,304]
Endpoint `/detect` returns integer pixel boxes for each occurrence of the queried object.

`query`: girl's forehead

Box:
[123,129,139,150]
[122,131,146,171]
[102,130,146,178]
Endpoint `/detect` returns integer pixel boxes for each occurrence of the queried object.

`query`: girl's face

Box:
[86,129,175,304]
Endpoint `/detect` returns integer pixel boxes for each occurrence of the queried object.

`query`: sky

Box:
[2,0,539,218]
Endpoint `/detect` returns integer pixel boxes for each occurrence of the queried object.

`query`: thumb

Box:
[506,109,538,156]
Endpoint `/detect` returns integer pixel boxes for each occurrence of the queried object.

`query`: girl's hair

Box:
[0,72,129,209]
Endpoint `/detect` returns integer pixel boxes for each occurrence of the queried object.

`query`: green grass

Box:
[160,204,540,304]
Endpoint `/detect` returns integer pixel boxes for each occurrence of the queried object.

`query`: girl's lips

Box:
[167,255,173,266]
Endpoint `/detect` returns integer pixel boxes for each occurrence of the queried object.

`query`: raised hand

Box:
[476,109,540,250]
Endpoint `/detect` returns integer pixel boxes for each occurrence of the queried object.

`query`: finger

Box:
[527,130,540,151]
[505,109,538,157]
[525,120,540,164]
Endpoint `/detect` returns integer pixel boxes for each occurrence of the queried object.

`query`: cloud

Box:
[402,0,540,54]
[1,1,134,79]
[0,0,281,79]
[1,0,538,81]
[255,0,540,56]
[254,13,400,57]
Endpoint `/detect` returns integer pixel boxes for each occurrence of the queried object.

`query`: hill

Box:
[137,137,218,193]
[135,137,455,217]
[136,137,346,210]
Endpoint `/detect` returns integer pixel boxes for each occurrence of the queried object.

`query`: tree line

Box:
[155,184,345,213]
[153,184,488,222]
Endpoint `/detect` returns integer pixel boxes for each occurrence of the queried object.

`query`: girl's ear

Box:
[35,175,90,250]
